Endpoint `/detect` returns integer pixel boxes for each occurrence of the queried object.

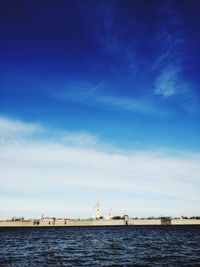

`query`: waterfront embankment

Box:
[0,219,200,227]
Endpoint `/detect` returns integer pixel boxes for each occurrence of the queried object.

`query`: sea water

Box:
[0,226,200,266]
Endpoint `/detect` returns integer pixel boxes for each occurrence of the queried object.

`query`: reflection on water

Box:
[0,226,200,266]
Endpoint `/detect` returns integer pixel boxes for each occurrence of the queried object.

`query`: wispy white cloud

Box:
[54,82,169,117]
[152,2,199,112]
[97,95,168,117]
[0,117,42,137]
[154,65,199,113]
[93,2,137,73]
[0,117,200,218]
[0,116,100,149]
[155,65,181,97]
[0,117,45,147]
[152,1,184,71]
[61,131,99,148]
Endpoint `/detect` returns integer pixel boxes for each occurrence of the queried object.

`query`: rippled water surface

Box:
[0,226,200,266]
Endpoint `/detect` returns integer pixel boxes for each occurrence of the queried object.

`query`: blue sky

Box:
[0,0,200,219]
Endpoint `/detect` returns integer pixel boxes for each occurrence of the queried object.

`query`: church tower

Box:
[95,200,101,220]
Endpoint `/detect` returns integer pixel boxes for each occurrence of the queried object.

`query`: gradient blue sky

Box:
[0,0,200,219]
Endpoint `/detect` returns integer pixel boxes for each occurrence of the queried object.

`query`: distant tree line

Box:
[112,215,129,220]
[181,216,200,219]
[11,217,24,221]
[121,216,200,220]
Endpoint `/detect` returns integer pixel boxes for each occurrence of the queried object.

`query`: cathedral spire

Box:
[95,199,101,220]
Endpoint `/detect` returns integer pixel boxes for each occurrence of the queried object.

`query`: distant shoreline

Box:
[1,219,200,227]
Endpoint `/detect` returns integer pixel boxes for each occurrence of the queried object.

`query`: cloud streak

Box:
[0,117,42,137]
[81,1,138,75]
[0,116,101,149]
[155,65,181,97]
[54,82,169,118]
[152,2,199,112]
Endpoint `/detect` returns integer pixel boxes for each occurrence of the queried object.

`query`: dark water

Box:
[0,226,200,266]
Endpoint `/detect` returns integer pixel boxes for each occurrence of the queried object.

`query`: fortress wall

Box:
[39,219,125,227]
[29,220,95,227]
[0,219,124,227]
[65,220,94,226]
[171,219,200,225]
[0,221,33,227]
[129,219,161,225]
[93,220,124,226]
[61,219,124,226]
[0,219,200,227]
